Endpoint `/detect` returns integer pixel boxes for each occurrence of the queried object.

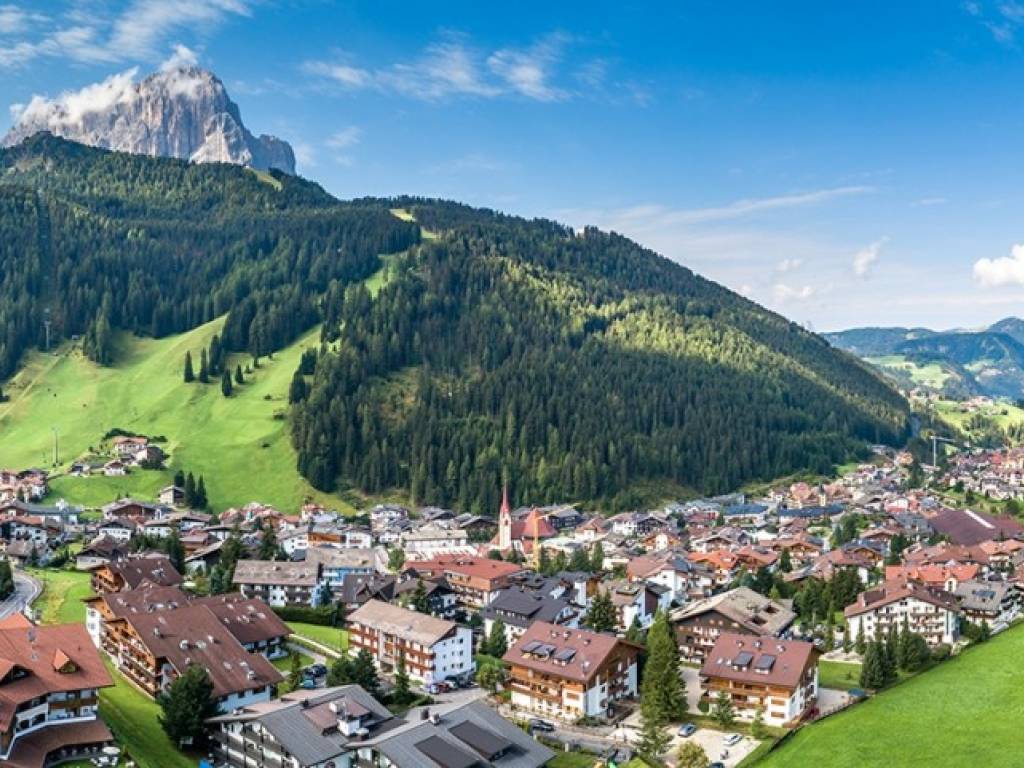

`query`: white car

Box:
[724,733,742,747]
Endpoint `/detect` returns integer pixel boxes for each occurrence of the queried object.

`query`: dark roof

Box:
[927,508,1024,546]
[479,588,572,628]
[416,734,480,768]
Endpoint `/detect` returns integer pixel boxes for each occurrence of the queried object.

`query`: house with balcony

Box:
[502,622,641,721]
[232,560,322,607]
[700,633,819,727]
[347,600,474,685]
[90,553,183,594]
[671,587,796,662]
[844,581,960,647]
[0,614,115,768]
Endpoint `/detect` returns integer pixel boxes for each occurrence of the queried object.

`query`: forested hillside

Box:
[0,134,418,378]
[291,200,910,512]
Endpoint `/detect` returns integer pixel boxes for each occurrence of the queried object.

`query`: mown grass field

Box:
[932,398,1024,432]
[817,660,862,691]
[0,250,407,513]
[865,354,952,389]
[756,625,1024,767]
[26,567,93,624]
[287,622,350,653]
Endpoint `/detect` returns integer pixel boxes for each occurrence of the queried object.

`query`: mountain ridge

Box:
[826,318,1024,399]
[2,66,295,174]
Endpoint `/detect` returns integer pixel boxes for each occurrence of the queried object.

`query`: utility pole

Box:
[931,434,957,467]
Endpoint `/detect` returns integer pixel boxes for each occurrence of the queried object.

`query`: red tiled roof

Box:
[0,622,113,731]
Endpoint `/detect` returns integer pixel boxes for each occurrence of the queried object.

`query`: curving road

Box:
[0,571,42,620]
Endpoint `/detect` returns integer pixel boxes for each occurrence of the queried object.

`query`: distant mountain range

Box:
[826,318,1024,399]
[2,66,295,174]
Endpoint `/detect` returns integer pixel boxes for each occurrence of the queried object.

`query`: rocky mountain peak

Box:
[2,65,295,174]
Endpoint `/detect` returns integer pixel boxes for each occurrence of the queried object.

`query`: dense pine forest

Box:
[291,199,911,512]
[0,138,910,512]
[0,134,418,378]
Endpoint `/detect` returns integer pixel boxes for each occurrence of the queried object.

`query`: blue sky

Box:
[4,1,1024,330]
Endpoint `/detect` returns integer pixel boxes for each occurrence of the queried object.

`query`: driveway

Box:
[0,571,41,620]
[818,686,852,713]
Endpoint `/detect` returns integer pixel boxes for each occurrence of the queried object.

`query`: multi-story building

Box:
[503,622,641,721]
[90,553,183,594]
[100,602,281,712]
[85,586,290,661]
[700,633,819,727]
[671,587,796,662]
[845,581,960,646]
[400,524,470,557]
[305,547,377,590]
[232,560,322,607]
[480,587,580,647]
[0,615,115,767]
[347,600,474,685]
[404,555,526,609]
[207,686,553,768]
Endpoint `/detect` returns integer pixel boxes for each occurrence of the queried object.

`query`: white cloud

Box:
[776,257,802,273]
[487,36,567,102]
[0,1,248,69]
[108,0,251,60]
[0,5,47,35]
[306,34,577,102]
[161,43,199,72]
[773,282,818,303]
[16,67,139,127]
[292,140,316,170]
[852,236,888,278]
[325,126,360,165]
[326,126,361,150]
[913,196,947,207]
[974,243,1024,287]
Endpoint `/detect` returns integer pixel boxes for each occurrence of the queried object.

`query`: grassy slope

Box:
[26,567,93,624]
[933,398,1024,431]
[286,622,350,653]
[0,255,398,512]
[757,625,1024,767]
[817,660,862,691]
[865,354,952,389]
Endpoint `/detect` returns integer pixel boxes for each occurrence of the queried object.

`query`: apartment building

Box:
[503,622,641,721]
[844,581,960,646]
[347,600,473,685]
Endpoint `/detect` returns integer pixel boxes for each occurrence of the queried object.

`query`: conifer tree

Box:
[287,652,303,691]
[637,708,671,761]
[392,651,413,706]
[289,370,307,403]
[584,590,617,632]
[640,609,687,723]
[199,348,209,383]
[485,620,508,658]
[590,542,605,572]
[196,476,208,509]
[183,351,194,383]
[855,622,866,655]
[158,665,218,747]
[235,364,244,385]
[221,368,233,396]
[711,691,735,728]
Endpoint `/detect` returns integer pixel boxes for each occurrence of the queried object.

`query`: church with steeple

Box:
[491,483,556,558]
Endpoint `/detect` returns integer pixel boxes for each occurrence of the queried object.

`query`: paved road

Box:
[0,571,41,620]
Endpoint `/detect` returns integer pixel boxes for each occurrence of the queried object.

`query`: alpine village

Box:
[1,10,1023,768]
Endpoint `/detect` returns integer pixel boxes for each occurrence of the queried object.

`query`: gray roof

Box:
[954,580,1012,612]
[208,685,392,767]
[369,700,554,768]
[479,587,573,629]
[672,586,796,636]
[306,546,377,570]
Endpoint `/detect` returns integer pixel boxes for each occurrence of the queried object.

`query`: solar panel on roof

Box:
[415,735,480,768]
[754,654,776,671]
[449,721,512,759]
[535,643,556,657]
[521,640,542,653]
[733,651,754,667]
[553,648,577,663]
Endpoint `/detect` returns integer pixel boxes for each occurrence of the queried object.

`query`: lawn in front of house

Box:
[97,663,196,768]
[26,567,94,624]
[287,622,350,653]
[756,624,1024,767]
[817,660,862,691]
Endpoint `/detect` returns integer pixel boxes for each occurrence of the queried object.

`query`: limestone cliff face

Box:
[3,67,295,174]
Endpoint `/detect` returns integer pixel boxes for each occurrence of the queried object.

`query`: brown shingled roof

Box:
[502,621,639,686]
[701,632,818,691]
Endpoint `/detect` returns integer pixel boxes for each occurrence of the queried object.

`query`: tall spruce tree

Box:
[183,351,194,383]
[640,609,687,723]
[584,590,616,632]
[158,665,218,747]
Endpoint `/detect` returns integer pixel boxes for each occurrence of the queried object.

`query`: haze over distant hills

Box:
[826,318,1024,400]
[2,62,294,174]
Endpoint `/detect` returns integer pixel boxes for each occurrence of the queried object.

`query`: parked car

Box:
[306,663,327,677]
[724,733,742,747]
[709,763,725,768]
[528,718,555,732]
[678,723,697,737]
[300,679,317,690]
